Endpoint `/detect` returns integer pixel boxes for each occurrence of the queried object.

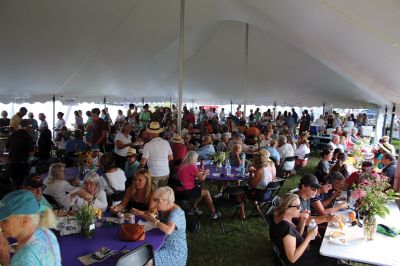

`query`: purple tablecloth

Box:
[57,223,165,265]
[204,165,249,181]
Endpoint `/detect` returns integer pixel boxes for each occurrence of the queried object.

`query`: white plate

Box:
[212,173,220,177]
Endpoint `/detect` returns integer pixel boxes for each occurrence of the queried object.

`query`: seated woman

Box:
[177,151,217,218]
[110,169,153,213]
[98,153,126,196]
[314,149,333,183]
[0,190,61,266]
[197,135,215,161]
[43,163,77,208]
[170,134,188,162]
[270,193,337,266]
[62,172,108,212]
[294,132,310,168]
[229,144,246,167]
[140,187,187,266]
[329,152,349,178]
[248,150,277,201]
[55,126,70,142]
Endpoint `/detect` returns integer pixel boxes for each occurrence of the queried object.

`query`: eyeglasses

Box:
[288,205,302,210]
[153,198,166,204]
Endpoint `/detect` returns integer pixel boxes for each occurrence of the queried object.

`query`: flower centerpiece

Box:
[76,150,94,174]
[210,152,228,172]
[351,171,399,240]
[255,134,264,149]
[76,204,102,238]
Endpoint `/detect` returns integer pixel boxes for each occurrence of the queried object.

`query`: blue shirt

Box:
[66,138,86,154]
[11,228,61,266]
[197,144,215,160]
[260,146,281,163]
[124,160,140,179]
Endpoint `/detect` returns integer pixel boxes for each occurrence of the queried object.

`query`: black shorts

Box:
[177,186,201,199]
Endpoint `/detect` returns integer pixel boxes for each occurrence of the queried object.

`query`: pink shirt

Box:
[178,164,199,190]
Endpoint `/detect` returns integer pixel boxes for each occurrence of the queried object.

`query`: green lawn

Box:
[186,157,320,266]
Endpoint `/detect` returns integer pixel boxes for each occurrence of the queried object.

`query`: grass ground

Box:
[186,157,320,266]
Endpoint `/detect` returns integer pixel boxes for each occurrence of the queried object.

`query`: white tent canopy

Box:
[0,0,399,108]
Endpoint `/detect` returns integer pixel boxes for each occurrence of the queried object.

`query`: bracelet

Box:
[154,220,160,227]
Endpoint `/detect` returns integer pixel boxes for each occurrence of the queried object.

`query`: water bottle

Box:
[308,219,317,240]
[226,159,231,176]
[346,188,352,203]
[240,162,246,177]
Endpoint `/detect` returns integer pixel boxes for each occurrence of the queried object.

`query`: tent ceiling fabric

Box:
[0,0,398,108]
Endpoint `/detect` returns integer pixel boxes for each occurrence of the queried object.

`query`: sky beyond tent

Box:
[0,0,399,108]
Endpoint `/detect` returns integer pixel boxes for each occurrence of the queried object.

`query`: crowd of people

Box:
[0,103,397,265]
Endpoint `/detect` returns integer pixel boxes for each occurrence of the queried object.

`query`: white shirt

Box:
[278,143,295,171]
[101,168,126,194]
[116,114,125,123]
[314,118,325,128]
[142,137,172,177]
[295,144,310,160]
[255,166,274,190]
[43,180,75,208]
[62,187,108,212]
[219,111,225,120]
[114,132,131,156]
[344,120,354,129]
[55,118,65,130]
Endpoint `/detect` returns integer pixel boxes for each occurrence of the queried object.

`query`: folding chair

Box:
[278,156,297,178]
[265,205,286,266]
[294,153,309,175]
[211,185,248,233]
[248,179,285,226]
[169,178,200,216]
[116,243,154,266]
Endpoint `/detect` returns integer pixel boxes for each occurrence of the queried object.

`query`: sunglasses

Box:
[288,205,302,210]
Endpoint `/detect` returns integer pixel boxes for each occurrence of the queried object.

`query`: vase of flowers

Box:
[76,204,102,238]
[211,152,228,173]
[351,171,399,240]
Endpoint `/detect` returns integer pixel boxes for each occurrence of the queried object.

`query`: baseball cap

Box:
[23,173,44,188]
[0,190,40,221]
[299,174,321,188]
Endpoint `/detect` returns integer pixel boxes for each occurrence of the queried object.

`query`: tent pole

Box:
[230,100,233,115]
[322,102,325,115]
[382,105,388,136]
[177,0,185,135]
[274,101,277,120]
[389,103,396,143]
[104,97,106,109]
[52,95,55,138]
[243,23,249,120]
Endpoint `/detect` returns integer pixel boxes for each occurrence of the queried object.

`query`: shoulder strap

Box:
[102,174,117,193]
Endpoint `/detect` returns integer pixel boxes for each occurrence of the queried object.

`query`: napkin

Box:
[138,220,156,231]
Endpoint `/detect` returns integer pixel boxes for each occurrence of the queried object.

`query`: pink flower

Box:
[352,189,366,200]
[361,180,371,186]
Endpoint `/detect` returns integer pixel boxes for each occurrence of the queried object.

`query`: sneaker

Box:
[211,211,221,219]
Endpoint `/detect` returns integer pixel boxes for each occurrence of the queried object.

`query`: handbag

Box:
[119,224,145,241]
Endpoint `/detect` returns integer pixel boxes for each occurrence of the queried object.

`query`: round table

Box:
[204,165,250,181]
[57,222,165,265]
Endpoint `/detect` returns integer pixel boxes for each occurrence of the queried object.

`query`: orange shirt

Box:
[246,127,260,136]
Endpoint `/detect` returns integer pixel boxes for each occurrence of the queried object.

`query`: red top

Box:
[178,164,199,190]
[92,118,107,145]
[346,171,360,186]
[171,143,188,161]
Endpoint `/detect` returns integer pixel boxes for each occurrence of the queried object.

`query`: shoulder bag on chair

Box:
[102,174,125,203]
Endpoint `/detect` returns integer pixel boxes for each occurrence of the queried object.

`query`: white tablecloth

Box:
[320,202,400,265]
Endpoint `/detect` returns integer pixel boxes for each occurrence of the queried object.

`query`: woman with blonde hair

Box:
[176,151,217,218]
[229,143,246,167]
[248,150,277,202]
[141,186,187,266]
[43,163,76,208]
[0,190,61,265]
[110,169,153,213]
[295,132,311,168]
[270,193,337,265]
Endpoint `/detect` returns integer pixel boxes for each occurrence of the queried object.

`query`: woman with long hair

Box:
[295,132,310,168]
[110,169,153,213]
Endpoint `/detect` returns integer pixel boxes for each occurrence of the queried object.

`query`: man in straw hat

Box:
[170,133,188,162]
[124,147,139,187]
[139,121,173,191]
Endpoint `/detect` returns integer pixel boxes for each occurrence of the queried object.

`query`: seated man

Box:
[381,153,397,187]
[345,161,373,188]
